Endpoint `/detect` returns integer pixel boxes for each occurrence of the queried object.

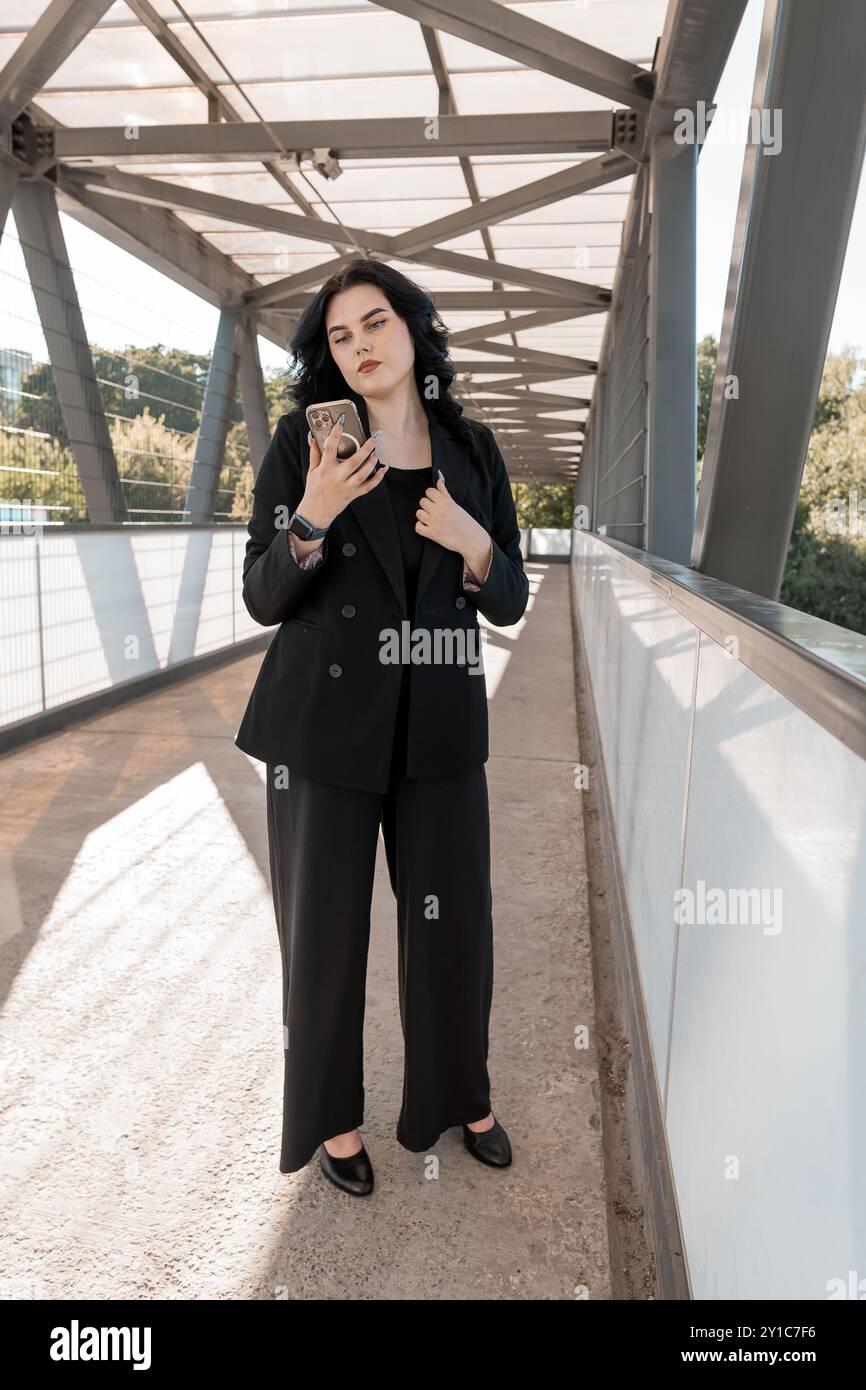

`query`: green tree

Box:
[694,341,866,634]
[514,481,573,527]
[697,334,718,461]
[779,499,866,632]
[779,347,866,633]
[10,344,221,442]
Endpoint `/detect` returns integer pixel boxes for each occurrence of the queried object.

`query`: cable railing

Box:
[0,230,257,526]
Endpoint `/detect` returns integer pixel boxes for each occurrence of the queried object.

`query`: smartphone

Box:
[306,399,381,468]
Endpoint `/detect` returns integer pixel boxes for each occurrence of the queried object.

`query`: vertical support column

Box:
[0,152,19,242]
[592,162,650,546]
[574,414,593,525]
[589,365,607,529]
[236,312,272,475]
[575,357,600,525]
[186,306,241,523]
[646,133,697,565]
[12,178,127,523]
[690,0,866,598]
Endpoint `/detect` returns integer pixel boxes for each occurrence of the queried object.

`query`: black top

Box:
[384,464,435,781]
[384,464,434,619]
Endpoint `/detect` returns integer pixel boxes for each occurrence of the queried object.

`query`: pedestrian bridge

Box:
[1,0,865,1301]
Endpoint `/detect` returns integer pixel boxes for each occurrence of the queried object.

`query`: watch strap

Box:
[289,510,330,541]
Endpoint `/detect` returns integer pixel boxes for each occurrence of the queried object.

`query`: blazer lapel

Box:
[416,411,469,610]
[347,395,470,620]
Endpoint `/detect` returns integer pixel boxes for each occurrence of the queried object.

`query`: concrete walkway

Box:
[0,561,610,1300]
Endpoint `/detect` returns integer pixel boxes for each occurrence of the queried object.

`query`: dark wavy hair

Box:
[284,258,479,458]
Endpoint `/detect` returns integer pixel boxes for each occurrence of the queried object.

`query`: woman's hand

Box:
[298,418,388,529]
[416,473,493,582]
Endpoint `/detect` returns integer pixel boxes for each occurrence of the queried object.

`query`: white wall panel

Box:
[0,528,265,730]
[574,530,696,1087]
[667,634,866,1300]
[572,531,866,1299]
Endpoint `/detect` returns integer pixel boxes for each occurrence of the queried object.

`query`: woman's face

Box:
[324,282,415,399]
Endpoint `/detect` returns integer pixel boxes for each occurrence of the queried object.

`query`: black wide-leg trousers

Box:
[265,757,494,1174]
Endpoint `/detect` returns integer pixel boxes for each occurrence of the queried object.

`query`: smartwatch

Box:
[288,510,330,541]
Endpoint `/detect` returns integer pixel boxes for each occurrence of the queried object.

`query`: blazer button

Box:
[328,663,342,678]
[341,604,356,618]
[455,595,467,609]
[342,542,356,556]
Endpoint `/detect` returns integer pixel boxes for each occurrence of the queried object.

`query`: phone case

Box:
[306,400,367,462]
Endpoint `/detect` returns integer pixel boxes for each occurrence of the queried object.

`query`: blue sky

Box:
[1,0,862,378]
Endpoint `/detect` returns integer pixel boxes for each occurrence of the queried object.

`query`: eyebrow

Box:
[327,306,390,337]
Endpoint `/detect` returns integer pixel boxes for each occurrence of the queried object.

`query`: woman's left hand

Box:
[416,473,493,579]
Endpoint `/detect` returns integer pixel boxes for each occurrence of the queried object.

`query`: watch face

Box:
[289,514,312,539]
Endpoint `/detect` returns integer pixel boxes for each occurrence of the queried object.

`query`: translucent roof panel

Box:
[1,0,672,480]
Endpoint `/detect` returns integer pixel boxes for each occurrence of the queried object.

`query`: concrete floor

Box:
[0,561,611,1300]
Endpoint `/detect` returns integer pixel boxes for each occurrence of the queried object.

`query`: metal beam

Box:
[12,177,127,523]
[691,0,866,598]
[391,153,633,257]
[647,0,749,146]
[51,112,615,164]
[471,422,585,433]
[186,308,241,523]
[473,388,590,411]
[448,307,597,346]
[236,315,273,474]
[114,0,353,229]
[248,253,377,308]
[62,166,387,256]
[466,340,597,375]
[54,167,292,353]
[123,0,246,125]
[0,150,19,240]
[504,421,581,434]
[253,244,610,310]
[508,453,580,460]
[371,0,653,110]
[463,408,583,422]
[415,19,523,362]
[572,148,647,530]
[482,399,588,413]
[0,0,114,125]
[450,360,582,375]
[478,425,586,436]
[458,375,573,392]
[269,291,606,312]
[17,108,299,354]
[645,133,696,564]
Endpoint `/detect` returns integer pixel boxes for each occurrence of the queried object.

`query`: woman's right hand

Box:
[298,419,389,529]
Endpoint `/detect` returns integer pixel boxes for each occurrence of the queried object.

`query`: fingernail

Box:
[336,412,345,426]
[373,430,382,438]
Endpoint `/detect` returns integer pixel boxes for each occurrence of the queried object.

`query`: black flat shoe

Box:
[462,1115,512,1168]
[319,1141,374,1196]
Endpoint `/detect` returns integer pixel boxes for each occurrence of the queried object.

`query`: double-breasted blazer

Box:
[234,395,529,793]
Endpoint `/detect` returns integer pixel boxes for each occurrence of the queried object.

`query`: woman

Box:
[235,258,529,1196]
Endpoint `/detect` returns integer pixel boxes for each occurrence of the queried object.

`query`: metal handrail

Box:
[575,529,866,762]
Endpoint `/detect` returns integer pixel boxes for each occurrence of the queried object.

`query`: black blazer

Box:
[234,398,529,792]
